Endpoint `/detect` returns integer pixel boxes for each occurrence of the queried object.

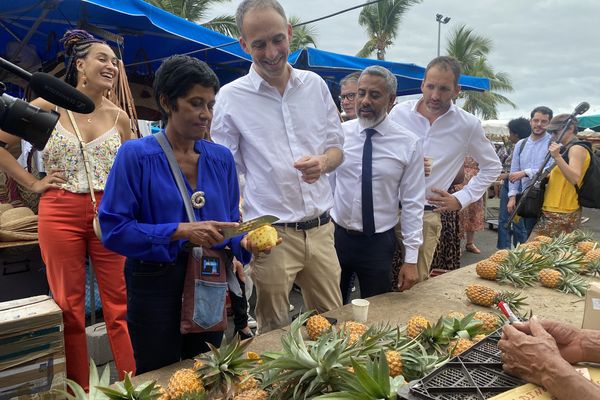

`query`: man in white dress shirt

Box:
[389,56,502,282]
[332,66,425,303]
[211,0,344,332]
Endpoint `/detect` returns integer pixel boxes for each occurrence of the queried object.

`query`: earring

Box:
[82,72,87,88]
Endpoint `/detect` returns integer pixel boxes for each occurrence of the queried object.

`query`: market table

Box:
[134,263,594,386]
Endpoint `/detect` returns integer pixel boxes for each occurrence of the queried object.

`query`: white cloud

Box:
[208,0,600,119]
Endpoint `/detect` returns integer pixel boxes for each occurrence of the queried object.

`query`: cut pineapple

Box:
[247,225,278,251]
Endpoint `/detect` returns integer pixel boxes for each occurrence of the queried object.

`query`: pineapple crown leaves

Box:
[195,335,256,396]
[97,373,161,400]
[449,313,484,338]
[54,359,110,400]
[558,272,589,297]
[494,289,528,313]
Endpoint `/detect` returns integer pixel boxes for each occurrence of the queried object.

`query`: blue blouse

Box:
[99,133,250,264]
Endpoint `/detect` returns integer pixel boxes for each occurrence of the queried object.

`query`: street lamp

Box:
[436,13,451,57]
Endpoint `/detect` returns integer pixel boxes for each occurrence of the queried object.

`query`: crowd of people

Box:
[0,0,595,398]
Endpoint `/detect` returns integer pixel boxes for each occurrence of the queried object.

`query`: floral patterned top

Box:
[42,116,121,193]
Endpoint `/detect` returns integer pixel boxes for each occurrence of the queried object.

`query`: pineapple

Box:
[489,249,510,264]
[385,350,403,377]
[406,315,430,338]
[446,311,465,320]
[246,225,278,251]
[476,259,499,281]
[167,369,204,399]
[343,320,368,336]
[465,284,527,311]
[473,334,487,342]
[533,235,552,244]
[449,338,474,356]
[577,241,598,254]
[473,311,500,333]
[583,249,600,269]
[234,389,268,400]
[306,314,332,340]
[538,269,589,297]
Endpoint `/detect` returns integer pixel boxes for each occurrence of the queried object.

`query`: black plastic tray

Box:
[400,329,527,400]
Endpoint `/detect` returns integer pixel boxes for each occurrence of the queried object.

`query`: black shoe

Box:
[236,329,254,340]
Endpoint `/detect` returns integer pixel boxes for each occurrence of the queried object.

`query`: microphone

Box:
[0,57,95,114]
[573,101,590,116]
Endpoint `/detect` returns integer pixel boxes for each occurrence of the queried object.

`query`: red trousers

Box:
[38,189,135,387]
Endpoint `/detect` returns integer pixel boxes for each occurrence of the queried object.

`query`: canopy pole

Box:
[10,0,60,61]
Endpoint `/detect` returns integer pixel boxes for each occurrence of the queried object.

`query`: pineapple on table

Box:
[538,269,589,297]
[234,389,268,400]
[166,369,204,400]
[489,249,510,264]
[473,311,502,333]
[406,315,430,338]
[465,284,527,312]
[448,338,474,356]
[306,314,332,340]
[246,225,278,251]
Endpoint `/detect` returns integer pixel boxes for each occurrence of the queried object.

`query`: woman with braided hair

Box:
[0,29,135,387]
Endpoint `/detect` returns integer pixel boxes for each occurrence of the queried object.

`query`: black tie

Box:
[362,128,376,236]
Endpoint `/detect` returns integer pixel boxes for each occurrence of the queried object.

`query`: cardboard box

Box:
[582,281,600,330]
[0,295,66,399]
[86,322,113,366]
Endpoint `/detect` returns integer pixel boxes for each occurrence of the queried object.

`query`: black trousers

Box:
[125,252,223,375]
[334,224,396,304]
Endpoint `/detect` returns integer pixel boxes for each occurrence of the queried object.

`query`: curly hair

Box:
[61,29,106,87]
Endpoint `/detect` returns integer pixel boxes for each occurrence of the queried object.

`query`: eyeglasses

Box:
[339,93,356,101]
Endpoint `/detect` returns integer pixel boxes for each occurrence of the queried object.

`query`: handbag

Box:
[516,172,550,219]
[155,131,230,334]
[66,110,102,241]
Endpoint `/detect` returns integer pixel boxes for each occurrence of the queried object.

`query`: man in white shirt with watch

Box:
[212,0,344,332]
[332,66,425,303]
[389,56,502,282]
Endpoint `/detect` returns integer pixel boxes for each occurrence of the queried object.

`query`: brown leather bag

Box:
[180,247,231,334]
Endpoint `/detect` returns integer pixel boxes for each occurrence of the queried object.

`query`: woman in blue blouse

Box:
[99,55,254,374]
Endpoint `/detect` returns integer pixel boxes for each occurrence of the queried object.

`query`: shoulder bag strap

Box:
[66,110,98,212]
[155,131,195,223]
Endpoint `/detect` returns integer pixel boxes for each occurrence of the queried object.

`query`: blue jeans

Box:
[497,178,527,248]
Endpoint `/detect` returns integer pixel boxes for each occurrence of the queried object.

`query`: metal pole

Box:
[437,21,441,57]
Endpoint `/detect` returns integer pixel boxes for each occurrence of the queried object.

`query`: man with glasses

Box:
[339,72,360,121]
[507,106,554,237]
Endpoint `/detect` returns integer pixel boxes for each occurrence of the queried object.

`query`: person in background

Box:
[529,114,590,238]
[507,106,553,237]
[388,56,501,282]
[99,55,267,374]
[212,0,344,333]
[498,317,600,400]
[496,117,530,249]
[0,29,135,387]
[339,71,360,121]
[332,65,424,302]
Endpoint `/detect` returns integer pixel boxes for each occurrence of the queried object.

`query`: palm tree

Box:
[357,0,422,60]
[446,24,515,119]
[144,0,239,37]
[289,16,318,52]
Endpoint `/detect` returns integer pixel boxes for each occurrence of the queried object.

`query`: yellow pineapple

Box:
[538,268,562,288]
[343,321,368,336]
[489,249,510,264]
[472,334,486,342]
[406,315,430,338]
[449,338,474,355]
[465,284,527,311]
[385,350,403,377]
[533,235,552,244]
[538,268,589,297]
[475,259,499,280]
[306,314,331,340]
[446,311,465,320]
[473,311,500,333]
[167,368,204,399]
[583,249,600,268]
[235,370,258,393]
[247,225,278,251]
[234,389,269,400]
[577,241,598,254]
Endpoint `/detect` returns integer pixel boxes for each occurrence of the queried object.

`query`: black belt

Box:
[399,203,436,211]
[274,212,331,230]
[333,222,363,236]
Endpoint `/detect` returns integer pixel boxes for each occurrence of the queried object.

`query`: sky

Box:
[206,0,600,121]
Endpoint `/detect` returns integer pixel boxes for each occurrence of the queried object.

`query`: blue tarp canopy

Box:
[290,47,490,95]
[0,0,251,83]
[578,114,600,130]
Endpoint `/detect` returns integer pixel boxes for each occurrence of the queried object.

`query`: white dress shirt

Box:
[331,117,425,263]
[212,66,344,222]
[388,99,502,208]
[508,133,554,197]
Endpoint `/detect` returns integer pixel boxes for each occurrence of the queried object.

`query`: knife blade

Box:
[222,215,279,239]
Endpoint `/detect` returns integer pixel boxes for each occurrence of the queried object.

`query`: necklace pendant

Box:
[191,191,206,209]
[87,118,92,123]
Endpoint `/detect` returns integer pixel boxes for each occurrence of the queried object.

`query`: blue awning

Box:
[290,47,490,95]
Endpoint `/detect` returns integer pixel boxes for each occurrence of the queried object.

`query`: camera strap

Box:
[66,110,98,214]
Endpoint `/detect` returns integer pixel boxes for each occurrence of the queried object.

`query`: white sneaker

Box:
[247,316,257,329]
[289,304,295,312]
